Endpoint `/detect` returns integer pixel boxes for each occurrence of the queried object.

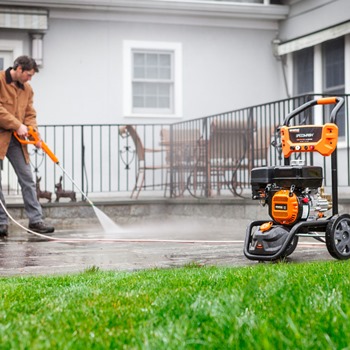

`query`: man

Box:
[0,55,54,237]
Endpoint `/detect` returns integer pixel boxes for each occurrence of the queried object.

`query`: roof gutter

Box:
[0,1,289,21]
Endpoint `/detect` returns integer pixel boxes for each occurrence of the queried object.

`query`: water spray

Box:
[0,197,245,244]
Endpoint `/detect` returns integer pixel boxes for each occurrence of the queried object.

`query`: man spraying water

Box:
[0,55,54,237]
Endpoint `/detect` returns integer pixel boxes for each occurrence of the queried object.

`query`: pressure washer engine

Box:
[249,165,329,256]
[244,97,350,261]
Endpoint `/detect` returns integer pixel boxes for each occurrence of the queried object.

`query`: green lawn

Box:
[0,261,349,349]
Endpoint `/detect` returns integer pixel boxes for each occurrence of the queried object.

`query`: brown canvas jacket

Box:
[0,68,38,163]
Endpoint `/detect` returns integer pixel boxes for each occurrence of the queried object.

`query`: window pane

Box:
[158,84,170,95]
[134,53,145,65]
[146,53,158,66]
[146,66,158,79]
[144,83,156,95]
[322,37,345,137]
[133,82,144,95]
[323,37,344,89]
[134,67,145,79]
[293,47,314,94]
[159,54,170,67]
[159,97,170,108]
[133,96,144,108]
[159,67,171,79]
[133,53,145,78]
[145,96,157,108]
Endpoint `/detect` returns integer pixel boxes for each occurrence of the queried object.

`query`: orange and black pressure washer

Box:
[244,97,350,261]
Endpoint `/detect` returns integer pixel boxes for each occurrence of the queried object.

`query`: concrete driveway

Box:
[0,217,333,276]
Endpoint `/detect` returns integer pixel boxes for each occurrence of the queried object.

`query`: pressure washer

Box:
[244,96,350,261]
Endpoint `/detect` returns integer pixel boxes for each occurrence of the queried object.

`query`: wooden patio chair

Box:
[119,125,167,199]
[160,127,202,197]
[250,125,274,168]
[209,120,273,196]
[209,119,255,196]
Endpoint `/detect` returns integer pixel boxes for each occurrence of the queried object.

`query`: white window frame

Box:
[123,40,183,118]
[0,40,22,64]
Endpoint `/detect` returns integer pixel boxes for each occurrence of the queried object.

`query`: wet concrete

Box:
[0,218,334,276]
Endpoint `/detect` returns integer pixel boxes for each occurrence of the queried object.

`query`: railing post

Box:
[203,117,210,198]
[81,125,85,202]
[169,124,174,198]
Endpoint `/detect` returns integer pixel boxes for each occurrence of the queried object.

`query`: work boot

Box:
[28,222,55,234]
[0,224,8,237]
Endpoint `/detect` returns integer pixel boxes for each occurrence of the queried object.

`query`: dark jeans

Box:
[0,135,42,225]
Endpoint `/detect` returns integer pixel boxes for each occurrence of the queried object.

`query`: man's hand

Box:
[16,124,28,137]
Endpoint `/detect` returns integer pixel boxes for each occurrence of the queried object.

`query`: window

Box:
[293,47,314,95]
[322,37,345,136]
[133,51,173,113]
[323,37,345,93]
[0,40,23,70]
[123,41,183,118]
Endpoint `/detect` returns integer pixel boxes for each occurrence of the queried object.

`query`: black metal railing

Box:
[3,94,350,199]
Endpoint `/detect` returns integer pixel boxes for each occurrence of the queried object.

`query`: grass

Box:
[1,261,350,349]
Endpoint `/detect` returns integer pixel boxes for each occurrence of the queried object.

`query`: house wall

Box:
[1,15,285,125]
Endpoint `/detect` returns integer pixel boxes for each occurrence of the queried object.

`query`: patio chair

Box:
[119,125,167,199]
[209,119,255,196]
[160,127,202,197]
[250,125,274,168]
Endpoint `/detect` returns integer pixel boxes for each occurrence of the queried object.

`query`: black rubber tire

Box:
[284,235,299,257]
[272,235,299,261]
[326,214,350,260]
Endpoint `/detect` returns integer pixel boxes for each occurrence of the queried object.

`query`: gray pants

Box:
[0,135,42,225]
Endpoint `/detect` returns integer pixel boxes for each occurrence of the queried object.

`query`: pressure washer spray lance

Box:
[14,126,92,204]
[6,126,123,239]
[0,127,242,244]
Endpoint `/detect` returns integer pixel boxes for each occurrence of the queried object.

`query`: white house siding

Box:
[0,1,288,125]
[29,18,285,125]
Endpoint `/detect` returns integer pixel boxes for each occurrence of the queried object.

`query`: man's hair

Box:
[13,56,39,73]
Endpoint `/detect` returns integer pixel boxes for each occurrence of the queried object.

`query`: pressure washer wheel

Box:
[283,235,299,258]
[326,214,350,260]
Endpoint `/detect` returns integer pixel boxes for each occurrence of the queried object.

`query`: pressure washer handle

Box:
[283,96,344,126]
[13,126,59,164]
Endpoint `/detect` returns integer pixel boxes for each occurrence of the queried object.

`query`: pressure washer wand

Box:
[14,126,94,207]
